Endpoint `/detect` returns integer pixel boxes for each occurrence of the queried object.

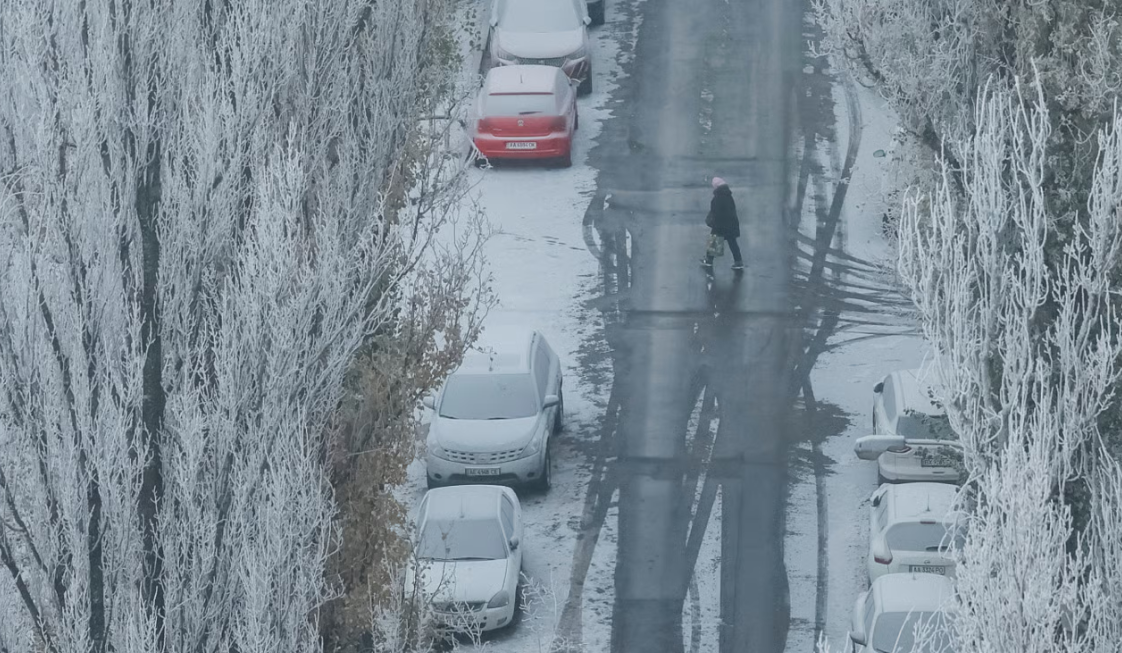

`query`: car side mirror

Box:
[583,15,591,25]
[849,592,868,646]
[423,395,435,410]
[509,536,520,551]
[489,13,499,27]
[854,434,906,460]
[873,382,884,393]
[543,394,559,408]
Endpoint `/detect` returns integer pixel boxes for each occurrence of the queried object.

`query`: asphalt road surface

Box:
[581,0,804,651]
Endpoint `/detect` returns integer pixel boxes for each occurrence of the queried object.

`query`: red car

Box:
[471,65,579,167]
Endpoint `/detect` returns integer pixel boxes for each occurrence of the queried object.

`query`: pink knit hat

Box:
[711,177,727,189]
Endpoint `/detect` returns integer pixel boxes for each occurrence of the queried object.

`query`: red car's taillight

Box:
[886,445,912,454]
[549,116,567,132]
[874,552,893,565]
[477,118,494,134]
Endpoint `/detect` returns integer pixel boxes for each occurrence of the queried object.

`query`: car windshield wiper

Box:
[451,557,494,562]
[518,110,541,115]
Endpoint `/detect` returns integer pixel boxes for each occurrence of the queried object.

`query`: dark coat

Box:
[707,185,740,239]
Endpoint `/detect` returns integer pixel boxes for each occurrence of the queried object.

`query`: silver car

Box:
[489,0,594,95]
[425,327,564,491]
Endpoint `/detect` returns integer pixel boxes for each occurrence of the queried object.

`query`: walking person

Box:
[701,177,744,271]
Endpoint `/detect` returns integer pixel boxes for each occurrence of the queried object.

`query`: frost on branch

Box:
[0,0,487,651]
[897,76,1122,652]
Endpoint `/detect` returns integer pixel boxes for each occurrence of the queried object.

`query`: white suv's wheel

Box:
[534,447,552,492]
[553,389,565,434]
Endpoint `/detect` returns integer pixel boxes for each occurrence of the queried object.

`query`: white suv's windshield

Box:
[439,373,539,420]
[501,0,581,31]
[418,518,507,561]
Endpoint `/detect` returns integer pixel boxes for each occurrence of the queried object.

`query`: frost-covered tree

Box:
[813,0,1122,172]
[896,77,1122,652]
[0,0,486,651]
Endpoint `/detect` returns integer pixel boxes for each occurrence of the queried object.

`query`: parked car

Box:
[488,0,594,95]
[405,485,523,633]
[425,326,564,490]
[850,573,957,653]
[470,65,579,167]
[855,368,962,483]
[867,482,965,581]
[586,0,605,26]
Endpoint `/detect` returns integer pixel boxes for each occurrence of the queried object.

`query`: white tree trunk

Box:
[0,0,479,651]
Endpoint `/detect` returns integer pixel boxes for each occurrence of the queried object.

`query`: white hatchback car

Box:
[425,327,563,490]
[850,573,957,653]
[489,0,593,95]
[868,483,965,581]
[405,485,524,633]
[855,368,962,483]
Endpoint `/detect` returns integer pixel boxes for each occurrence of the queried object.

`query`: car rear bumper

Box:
[877,461,961,484]
[474,135,572,160]
[867,559,957,581]
[491,55,590,83]
[427,449,545,485]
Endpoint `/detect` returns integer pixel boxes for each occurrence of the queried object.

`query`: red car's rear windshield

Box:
[485,93,557,116]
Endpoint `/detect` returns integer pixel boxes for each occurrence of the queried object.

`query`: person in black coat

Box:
[702,177,744,270]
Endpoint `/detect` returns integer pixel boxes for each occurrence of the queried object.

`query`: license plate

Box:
[910,565,946,574]
[506,141,537,150]
[466,467,500,476]
[921,457,954,468]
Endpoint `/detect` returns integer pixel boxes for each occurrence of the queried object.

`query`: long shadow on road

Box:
[553,1,925,652]
[558,0,806,651]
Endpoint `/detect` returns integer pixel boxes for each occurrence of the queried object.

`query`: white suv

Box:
[867,482,964,581]
[425,327,563,491]
[855,368,962,484]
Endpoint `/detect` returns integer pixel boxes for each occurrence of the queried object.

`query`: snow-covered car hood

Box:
[497,28,585,59]
[430,414,540,452]
[406,558,509,603]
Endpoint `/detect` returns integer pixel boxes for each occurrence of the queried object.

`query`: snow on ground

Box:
[399,0,647,649]
[782,77,930,653]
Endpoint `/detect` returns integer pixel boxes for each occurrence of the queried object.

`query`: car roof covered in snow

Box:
[895,368,944,416]
[872,573,956,613]
[486,64,562,94]
[421,485,511,521]
[455,326,537,375]
[881,482,959,523]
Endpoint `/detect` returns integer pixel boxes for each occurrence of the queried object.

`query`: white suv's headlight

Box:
[520,437,541,457]
[427,436,449,460]
[567,44,588,61]
[487,589,511,609]
[493,41,516,62]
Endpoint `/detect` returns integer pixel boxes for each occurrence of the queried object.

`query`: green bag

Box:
[706,233,725,258]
